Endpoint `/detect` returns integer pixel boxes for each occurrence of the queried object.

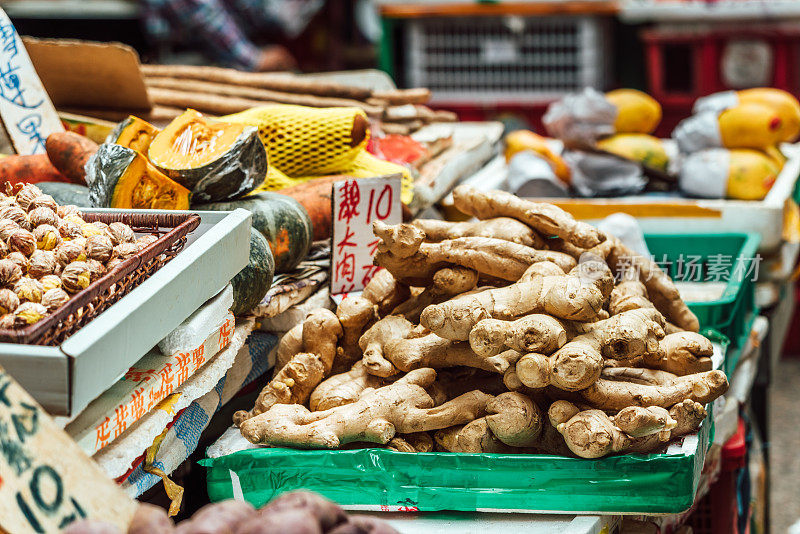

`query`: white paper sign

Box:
[331,174,402,296]
[0,9,64,155]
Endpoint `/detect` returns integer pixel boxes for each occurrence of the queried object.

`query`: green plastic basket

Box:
[203,409,713,515]
[644,232,760,373]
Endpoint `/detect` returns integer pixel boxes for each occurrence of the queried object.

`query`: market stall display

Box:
[230,187,728,461]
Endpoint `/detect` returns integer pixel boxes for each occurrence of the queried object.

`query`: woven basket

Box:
[0,211,200,345]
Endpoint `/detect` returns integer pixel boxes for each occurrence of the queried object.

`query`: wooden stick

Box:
[140,64,373,100]
[373,88,432,105]
[147,87,277,115]
[145,77,384,116]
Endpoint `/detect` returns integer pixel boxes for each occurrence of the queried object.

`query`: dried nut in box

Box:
[81,223,104,238]
[61,261,91,294]
[28,250,57,279]
[0,206,29,229]
[137,234,158,249]
[0,259,22,287]
[8,228,36,256]
[0,288,19,315]
[40,274,62,292]
[0,240,9,258]
[85,259,106,281]
[58,219,83,240]
[14,302,48,325]
[64,214,85,226]
[27,195,58,213]
[15,184,42,211]
[6,252,28,273]
[33,224,61,251]
[55,241,86,266]
[0,313,14,329]
[0,219,20,241]
[57,205,80,219]
[41,288,69,312]
[114,242,139,259]
[13,277,44,303]
[28,206,58,228]
[105,257,124,271]
[85,234,113,262]
[105,222,135,245]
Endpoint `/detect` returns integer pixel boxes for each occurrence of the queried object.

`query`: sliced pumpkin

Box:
[107,115,161,153]
[86,143,191,210]
[148,109,267,202]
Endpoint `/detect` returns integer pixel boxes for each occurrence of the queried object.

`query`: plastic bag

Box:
[597,213,650,257]
[679,148,729,198]
[505,151,569,197]
[672,111,723,153]
[693,90,739,115]
[564,150,646,197]
[543,88,616,148]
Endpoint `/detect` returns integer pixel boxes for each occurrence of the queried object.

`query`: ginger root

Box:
[362,269,410,317]
[434,418,515,453]
[420,261,610,341]
[335,296,376,371]
[581,370,728,411]
[553,399,704,458]
[359,315,415,377]
[234,353,325,426]
[391,266,478,323]
[411,217,544,248]
[303,309,343,374]
[275,323,304,374]
[469,314,567,358]
[385,333,521,374]
[374,221,576,284]
[485,392,543,447]
[309,362,383,411]
[516,308,666,391]
[239,368,493,448]
[387,432,434,453]
[643,332,713,376]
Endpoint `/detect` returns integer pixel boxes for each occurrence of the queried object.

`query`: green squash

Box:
[194,192,312,273]
[36,182,91,207]
[106,115,161,153]
[231,228,275,315]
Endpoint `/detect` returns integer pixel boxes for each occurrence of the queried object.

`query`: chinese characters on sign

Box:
[0,10,63,155]
[0,367,136,533]
[331,174,402,296]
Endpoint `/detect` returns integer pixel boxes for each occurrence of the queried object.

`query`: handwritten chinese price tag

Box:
[331,174,402,297]
[0,10,63,155]
[0,366,137,533]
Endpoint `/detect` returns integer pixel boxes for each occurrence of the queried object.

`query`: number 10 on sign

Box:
[331,174,402,296]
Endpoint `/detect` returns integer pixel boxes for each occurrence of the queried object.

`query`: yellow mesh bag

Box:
[253,154,414,203]
[222,105,369,177]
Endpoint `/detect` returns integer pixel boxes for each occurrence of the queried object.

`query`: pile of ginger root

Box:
[234,186,729,459]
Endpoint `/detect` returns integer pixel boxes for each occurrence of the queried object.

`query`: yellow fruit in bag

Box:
[503,130,571,183]
[718,102,785,149]
[222,105,370,176]
[727,149,780,200]
[596,133,669,171]
[738,88,800,142]
[605,89,662,134]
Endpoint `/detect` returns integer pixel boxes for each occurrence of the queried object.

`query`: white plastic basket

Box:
[404,15,609,105]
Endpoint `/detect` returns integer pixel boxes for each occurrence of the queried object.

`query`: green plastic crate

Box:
[644,232,760,373]
[202,411,712,515]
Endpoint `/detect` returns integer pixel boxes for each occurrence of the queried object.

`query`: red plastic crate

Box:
[642,24,800,108]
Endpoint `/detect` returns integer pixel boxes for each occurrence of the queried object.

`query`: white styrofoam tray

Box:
[0,208,251,416]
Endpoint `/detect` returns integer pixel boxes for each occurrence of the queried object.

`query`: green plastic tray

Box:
[644,232,760,373]
[203,407,713,515]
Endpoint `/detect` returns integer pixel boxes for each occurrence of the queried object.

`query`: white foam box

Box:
[0,208,251,417]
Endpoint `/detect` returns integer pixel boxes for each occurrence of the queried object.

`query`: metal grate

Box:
[405,16,608,104]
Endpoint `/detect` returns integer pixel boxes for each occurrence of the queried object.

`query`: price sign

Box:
[0,9,64,155]
[331,174,402,297]
[0,365,137,533]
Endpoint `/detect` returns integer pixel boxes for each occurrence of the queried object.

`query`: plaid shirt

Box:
[141,0,276,70]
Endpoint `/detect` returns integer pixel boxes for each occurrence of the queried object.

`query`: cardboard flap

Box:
[22,37,153,111]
